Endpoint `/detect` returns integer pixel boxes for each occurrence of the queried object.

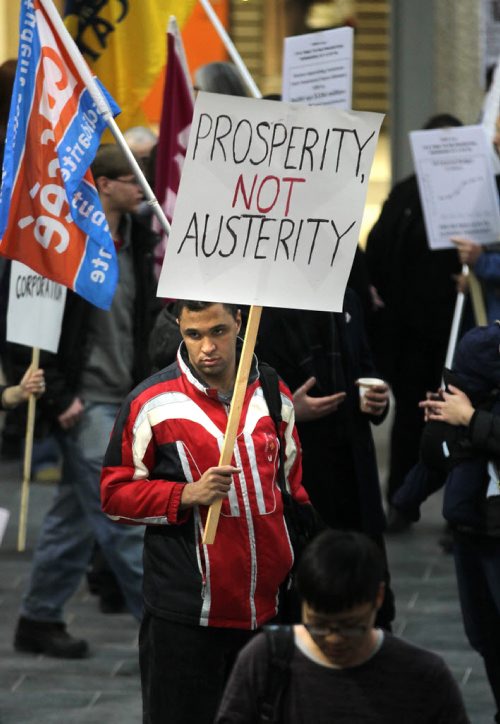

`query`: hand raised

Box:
[293,376,346,422]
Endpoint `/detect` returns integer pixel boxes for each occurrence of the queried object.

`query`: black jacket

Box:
[365,174,460,380]
[257,289,387,534]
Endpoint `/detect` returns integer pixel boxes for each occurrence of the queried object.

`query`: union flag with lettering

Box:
[0,0,120,310]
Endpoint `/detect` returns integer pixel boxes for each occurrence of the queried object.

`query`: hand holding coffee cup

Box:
[356,377,389,416]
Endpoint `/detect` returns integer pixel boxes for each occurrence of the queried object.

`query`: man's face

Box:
[178,304,242,392]
[99,174,143,214]
[302,592,382,668]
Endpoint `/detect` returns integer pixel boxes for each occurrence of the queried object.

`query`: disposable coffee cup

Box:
[356,377,385,412]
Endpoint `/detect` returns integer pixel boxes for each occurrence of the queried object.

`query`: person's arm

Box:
[360,382,390,419]
[419,385,474,426]
[0,366,45,409]
[280,379,309,505]
[347,289,390,424]
[419,385,500,457]
[467,408,500,457]
[100,392,238,525]
[57,397,84,430]
[427,656,471,724]
[292,376,346,422]
[451,236,484,267]
[471,248,500,282]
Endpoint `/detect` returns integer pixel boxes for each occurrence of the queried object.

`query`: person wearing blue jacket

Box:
[395,322,500,722]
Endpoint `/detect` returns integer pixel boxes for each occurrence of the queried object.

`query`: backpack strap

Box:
[259,363,283,428]
[258,363,286,493]
[259,625,294,723]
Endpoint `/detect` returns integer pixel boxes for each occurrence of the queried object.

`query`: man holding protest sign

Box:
[100,299,309,724]
[13,144,158,658]
[120,90,383,721]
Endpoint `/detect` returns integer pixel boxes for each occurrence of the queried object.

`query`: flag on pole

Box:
[0,0,121,310]
[64,1,197,131]
[154,16,195,278]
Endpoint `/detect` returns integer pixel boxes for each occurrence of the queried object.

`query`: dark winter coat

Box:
[365,174,460,381]
[257,289,387,534]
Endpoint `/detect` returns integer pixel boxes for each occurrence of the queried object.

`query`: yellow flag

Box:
[64,1,197,130]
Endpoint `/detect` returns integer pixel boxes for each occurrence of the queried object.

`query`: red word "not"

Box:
[232,174,306,217]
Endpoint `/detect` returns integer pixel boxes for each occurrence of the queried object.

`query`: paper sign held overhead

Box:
[7,262,66,354]
[282,26,354,109]
[157,93,383,313]
[410,125,500,251]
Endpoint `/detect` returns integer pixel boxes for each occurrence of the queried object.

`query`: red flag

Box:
[154,17,195,279]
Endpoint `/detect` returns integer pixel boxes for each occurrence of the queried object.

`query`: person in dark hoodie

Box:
[394,322,500,722]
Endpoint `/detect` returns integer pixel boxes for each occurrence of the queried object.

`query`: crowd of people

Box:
[1,54,500,724]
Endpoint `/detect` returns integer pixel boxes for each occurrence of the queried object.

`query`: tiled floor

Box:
[0,434,496,723]
[0,461,141,724]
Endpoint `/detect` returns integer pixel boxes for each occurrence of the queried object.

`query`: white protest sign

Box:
[7,262,66,353]
[157,93,383,313]
[410,125,500,250]
[282,26,353,109]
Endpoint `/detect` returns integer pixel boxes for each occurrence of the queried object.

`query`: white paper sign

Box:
[7,262,66,353]
[410,125,500,250]
[282,26,353,109]
[157,93,383,312]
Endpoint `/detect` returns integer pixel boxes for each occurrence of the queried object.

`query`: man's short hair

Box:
[175,300,240,320]
[295,530,384,614]
[91,143,134,180]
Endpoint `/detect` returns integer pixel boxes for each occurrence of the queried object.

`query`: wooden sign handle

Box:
[202,305,263,545]
[468,271,487,326]
[17,347,40,552]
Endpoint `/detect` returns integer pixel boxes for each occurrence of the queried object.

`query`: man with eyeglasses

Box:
[13,143,159,658]
[216,530,469,723]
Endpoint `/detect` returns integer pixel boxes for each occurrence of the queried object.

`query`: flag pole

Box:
[17,347,40,552]
[469,270,488,325]
[38,0,171,238]
[443,263,488,377]
[198,0,262,99]
[443,264,469,373]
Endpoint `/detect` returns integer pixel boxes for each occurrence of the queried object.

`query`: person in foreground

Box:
[216,529,469,724]
[100,300,309,724]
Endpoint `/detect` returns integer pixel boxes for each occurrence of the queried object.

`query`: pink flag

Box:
[154,17,195,279]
